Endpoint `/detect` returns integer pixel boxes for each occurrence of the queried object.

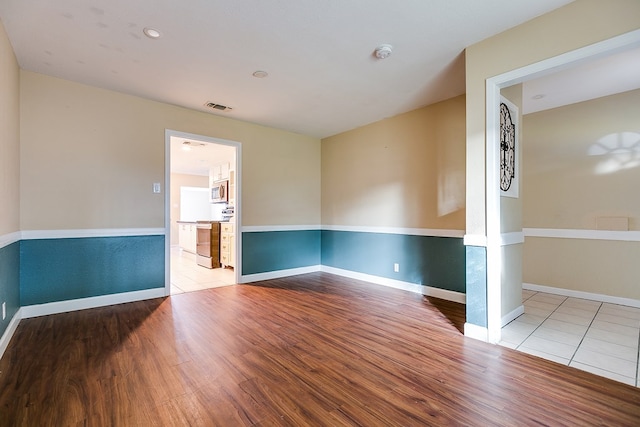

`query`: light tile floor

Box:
[501,290,640,387]
[170,247,236,294]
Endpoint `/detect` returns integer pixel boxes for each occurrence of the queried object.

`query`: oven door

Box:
[195,221,220,269]
[196,222,212,258]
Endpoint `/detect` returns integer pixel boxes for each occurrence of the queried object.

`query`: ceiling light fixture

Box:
[374,44,393,59]
[532,94,545,100]
[252,70,268,78]
[182,141,205,151]
[143,27,161,39]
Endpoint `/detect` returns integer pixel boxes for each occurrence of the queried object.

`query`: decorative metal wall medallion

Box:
[500,102,516,192]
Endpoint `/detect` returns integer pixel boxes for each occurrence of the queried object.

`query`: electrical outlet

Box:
[393,263,400,273]
[2,302,5,320]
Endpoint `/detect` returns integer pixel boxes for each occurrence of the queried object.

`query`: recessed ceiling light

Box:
[252,70,268,78]
[182,141,205,151]
[143,27,161,39]
[532,94,545,100]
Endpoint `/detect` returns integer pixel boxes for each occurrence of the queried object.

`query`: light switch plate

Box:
[153,183,161,193]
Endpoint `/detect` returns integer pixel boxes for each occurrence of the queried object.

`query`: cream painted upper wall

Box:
[321,95,465,230]
[20,71,320,230]
[465,0,640,236]
[523,89,640,230]
[0,19,19,236]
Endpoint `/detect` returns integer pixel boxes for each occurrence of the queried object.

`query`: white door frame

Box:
[164,129,242,295]
[484,29,640,343]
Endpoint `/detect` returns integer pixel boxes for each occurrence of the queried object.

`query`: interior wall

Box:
[169,173,208,246]
[20,70,321,230]
[465,0,640,237]
[500,84,524,319]
[0,18,20,339]
[322,95,465,230]
[464,0,640,331]
[523,89,640,230]
[523,89,640,299]
[0,19,19,235]
[18,70,321,302]
[321,95,466,293]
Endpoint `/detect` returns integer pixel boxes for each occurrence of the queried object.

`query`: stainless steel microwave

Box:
[210,180,228,203]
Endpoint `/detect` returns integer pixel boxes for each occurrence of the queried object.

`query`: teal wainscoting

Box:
[321,230,465,293]
[242,230,321,275]
[465,245,487,328]
[0,242,20,337]
[20,235,165,306]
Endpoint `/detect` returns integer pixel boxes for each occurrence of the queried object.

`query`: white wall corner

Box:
[501,305,524,326]
[0,308,23,360]
[463,234,487,247]
[0,231,21,249]
[464,323,488,342]
[500,231,524,246]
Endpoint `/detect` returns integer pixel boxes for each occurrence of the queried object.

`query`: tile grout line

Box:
[566,300,602,366]
[511,291,640,387]
[515,293,567,352]
[566,302,638,386]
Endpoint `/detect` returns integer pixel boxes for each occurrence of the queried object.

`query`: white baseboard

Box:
[502,305,524,326]
[240,265,322,283]
[0,308,23,360]
[21,288,167,319]
[320,266,466,304]
[464,323,488,341]
[421,285,466,304]
[523,283,640,309]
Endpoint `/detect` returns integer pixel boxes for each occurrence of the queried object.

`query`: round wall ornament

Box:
[500,102,516,192]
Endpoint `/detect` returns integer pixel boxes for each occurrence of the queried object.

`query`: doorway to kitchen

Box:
[164,129,242,296]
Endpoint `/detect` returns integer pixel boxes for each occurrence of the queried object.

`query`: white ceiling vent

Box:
[204,102,233,112]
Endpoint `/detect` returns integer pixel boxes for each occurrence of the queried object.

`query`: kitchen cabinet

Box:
[228,168,236,206]
[209,162,230,185]
[220,222,235,268]
[178,222,197,253]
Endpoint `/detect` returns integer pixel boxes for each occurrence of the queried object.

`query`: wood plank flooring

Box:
[1,272,639,426]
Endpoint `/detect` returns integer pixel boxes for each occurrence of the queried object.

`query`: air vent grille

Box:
[205,102,233,111]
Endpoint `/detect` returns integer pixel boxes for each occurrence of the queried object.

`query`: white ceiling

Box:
[522,45,640,114]
[0,0,575,139]
[170,136,235,176]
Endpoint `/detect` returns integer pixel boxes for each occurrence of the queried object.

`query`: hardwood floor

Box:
[1,272,639,425]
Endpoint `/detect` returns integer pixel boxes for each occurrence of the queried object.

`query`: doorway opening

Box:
[164,130,242,296]
[484,29,640,343]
